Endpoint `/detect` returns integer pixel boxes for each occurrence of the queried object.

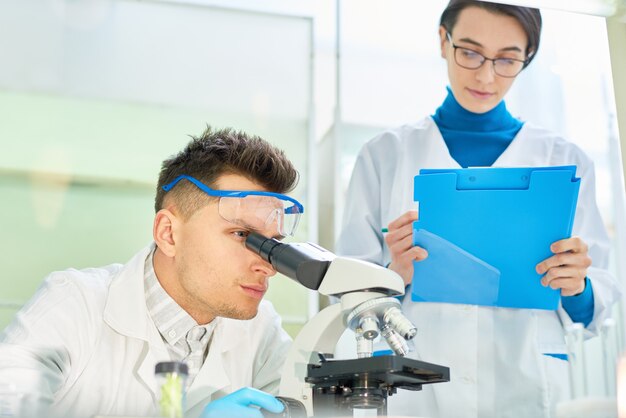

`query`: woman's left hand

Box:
[535,236,592,297]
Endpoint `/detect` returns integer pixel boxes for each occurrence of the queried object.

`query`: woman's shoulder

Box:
[364,117,438,150]
[520,122,579,148]
[519,122,592,165]
[517,122,560,140]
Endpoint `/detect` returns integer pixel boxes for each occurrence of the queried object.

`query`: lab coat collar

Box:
[102,243,243,408]
[491,123,544,167]
[103,243,157,340]
[103,243,169,400]
[103,243,245,352]
[424,117,462,168]
[425,117,536,169]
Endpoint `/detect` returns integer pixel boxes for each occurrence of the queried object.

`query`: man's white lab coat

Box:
[0,245,291,418]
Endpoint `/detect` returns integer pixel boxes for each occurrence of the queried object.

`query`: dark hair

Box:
[155,126,299,219]
[440,0,542,65]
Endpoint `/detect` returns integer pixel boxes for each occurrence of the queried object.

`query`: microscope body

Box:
[278,257,403,414]
[245,234,449,418]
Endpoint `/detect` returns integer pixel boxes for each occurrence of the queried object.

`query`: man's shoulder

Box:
[40,245,152,304]
[1,262,126,344]
[18,263,124,322]
[42,263,123,298]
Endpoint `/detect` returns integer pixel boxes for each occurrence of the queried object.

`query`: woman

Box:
[336,1,621,417]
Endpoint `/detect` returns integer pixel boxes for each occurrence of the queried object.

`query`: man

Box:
[0,127,302,418]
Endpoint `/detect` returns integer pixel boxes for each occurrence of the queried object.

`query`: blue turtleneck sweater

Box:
[431,87,594,328]
[432,87,522,168]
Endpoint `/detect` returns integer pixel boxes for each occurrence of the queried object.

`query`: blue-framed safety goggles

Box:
[162,175,304,237]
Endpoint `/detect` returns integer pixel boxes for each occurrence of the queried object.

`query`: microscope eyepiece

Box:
[245,232,334,291]
[245,231,282,263]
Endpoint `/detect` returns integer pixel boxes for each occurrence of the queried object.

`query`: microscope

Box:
[245,233,449,418]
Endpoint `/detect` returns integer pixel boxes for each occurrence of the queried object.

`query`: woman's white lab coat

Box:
[336,117,621,418]
[0,245,291,418]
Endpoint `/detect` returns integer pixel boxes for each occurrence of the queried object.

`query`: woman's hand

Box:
[535,236,591,297]
[385,210,428,286]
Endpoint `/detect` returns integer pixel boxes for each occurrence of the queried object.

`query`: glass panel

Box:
[0,0,312,336]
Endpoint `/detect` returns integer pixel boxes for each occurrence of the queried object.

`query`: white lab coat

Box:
[0,244,291,418]
[336,117,621,418]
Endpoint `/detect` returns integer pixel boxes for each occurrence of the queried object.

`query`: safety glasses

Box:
[162,175,304,237]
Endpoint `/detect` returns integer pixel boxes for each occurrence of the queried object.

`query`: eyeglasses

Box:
[446,33,528,78]
[162,175,304,237]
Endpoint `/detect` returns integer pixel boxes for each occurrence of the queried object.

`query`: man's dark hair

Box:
[440,0,542,66]
[155,126,299,219]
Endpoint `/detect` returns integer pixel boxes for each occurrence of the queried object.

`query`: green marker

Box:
[381,228,388,233]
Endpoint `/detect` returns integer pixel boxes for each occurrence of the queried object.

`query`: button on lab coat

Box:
[336,118,621,418]
[0,245,291,418]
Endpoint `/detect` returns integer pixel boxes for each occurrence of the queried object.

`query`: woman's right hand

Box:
[384,210,428,287]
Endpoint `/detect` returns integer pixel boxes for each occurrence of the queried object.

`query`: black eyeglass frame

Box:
[446,32,529,78]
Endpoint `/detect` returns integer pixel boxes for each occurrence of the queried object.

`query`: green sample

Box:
[159,372,184,418]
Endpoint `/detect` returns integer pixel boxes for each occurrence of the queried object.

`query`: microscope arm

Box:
[245,233,409,416]
[277,286,393,415]
[278,303,343,414]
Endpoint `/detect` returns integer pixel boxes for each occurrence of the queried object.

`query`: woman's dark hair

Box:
[440,0,542,66]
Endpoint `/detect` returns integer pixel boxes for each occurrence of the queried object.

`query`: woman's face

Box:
[440,6,529,114]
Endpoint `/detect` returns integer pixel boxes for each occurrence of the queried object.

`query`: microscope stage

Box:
[305,355,449,392]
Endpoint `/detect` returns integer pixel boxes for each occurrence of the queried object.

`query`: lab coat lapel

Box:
[136,339,171,402]
[423,117,461,168]
[103,243,170,401]
[492,123,546,167]
[185,319,235,412]
[389,118,459,219]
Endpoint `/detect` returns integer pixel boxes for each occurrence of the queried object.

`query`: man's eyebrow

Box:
[457,37,523,53]
[237,221,258,231]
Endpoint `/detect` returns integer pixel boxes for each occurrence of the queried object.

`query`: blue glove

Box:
[200,387,284,418]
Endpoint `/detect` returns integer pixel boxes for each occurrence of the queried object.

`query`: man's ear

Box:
[154,209,178,257]
[439,26,448,59]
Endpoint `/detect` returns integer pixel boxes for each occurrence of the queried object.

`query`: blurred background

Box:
[1,0,625,401]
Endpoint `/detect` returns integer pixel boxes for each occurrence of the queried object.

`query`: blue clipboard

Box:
[411,166,580,310]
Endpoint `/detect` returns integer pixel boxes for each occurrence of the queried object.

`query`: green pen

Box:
[381,228,388,233]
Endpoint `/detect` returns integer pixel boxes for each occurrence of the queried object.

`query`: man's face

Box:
[440,6,528,114]
[168,173,279,323]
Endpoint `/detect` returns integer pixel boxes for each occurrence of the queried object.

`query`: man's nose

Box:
[253,256,277,277]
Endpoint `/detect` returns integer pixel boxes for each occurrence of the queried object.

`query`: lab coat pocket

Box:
[540,346,571,409]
